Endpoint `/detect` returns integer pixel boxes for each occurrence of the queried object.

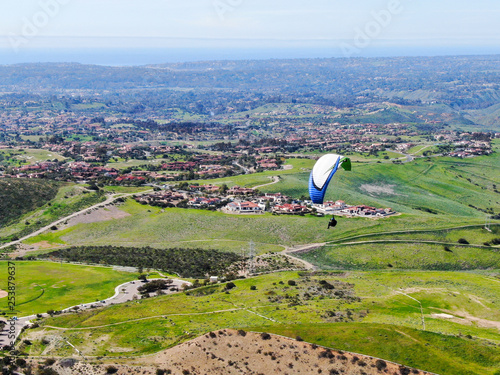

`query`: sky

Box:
[0,0,499,64]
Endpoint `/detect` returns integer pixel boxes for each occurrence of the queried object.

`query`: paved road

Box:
[0,277,190,348]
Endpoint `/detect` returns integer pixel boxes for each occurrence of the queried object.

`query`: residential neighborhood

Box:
[133,185,396,218]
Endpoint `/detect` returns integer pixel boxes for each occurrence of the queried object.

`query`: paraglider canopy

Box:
[309,154,351,204]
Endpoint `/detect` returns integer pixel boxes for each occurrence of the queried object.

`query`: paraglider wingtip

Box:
[341,158,352,171]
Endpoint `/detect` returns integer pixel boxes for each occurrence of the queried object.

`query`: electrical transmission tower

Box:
[248,240,256,275]
[485,218,492,232]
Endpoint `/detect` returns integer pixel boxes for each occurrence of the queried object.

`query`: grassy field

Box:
[23,270,500,374]
[0,261,137,316]
[23,200,486,253]
[105,158,170,170]
[297,242,500,270]
[329,225,500,245]
[100,185,153,194]
[0,148,66,167]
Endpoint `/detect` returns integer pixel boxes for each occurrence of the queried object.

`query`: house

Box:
[273,203,309,214]
[225,201,262,213]
[227,186,255,195]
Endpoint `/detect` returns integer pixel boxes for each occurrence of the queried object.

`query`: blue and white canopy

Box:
[309,154,351,204]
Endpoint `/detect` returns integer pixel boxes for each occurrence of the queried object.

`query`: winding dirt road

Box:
[0,190,152,254]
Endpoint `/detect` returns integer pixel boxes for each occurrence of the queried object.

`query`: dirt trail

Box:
[1,190,152,256]
[252,175,281,189]
[282,242,326,270]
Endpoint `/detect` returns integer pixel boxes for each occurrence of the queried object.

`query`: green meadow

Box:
[298,242,499,270]
[23,270,500,375]
[0,148,66,167]
[24,200,487,253]
[0,261,136,316]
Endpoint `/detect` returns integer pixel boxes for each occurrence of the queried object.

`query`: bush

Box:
[250,285,257,290]
[44,359,56,366]
[458,238,469,244]
[287,280,296,286]
[39,369,59,375]
[296,336,303,341]
[260,332,271,340]
[237,329,247,336]
[225,282,236,290]
[375,359,387,370]
[40,245,243,279]
[106,365,119,374]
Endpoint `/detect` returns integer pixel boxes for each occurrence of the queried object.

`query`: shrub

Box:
[39,369,59,375]
[44,359,56,366]
[457,238,469,244]
[106,365,118,374]
[237,330,247,337]
[319,350,334,359]
[375,359,387,370]
[50,225,58,231]
[260,332,271,340]
[287,280,296,286]
[250,285,257,290]
[225,282,236,290]
[296,336,303,341]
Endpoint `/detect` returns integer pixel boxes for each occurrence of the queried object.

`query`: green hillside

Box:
[21,149,500,252]
[0,179,59,227]
[0,261,137,316]
[24,270,500,375]
[0,182,106,244]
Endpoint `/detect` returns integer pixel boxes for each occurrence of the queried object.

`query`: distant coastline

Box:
[1,46,499,66]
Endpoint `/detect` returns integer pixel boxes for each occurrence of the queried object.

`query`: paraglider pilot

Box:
[327,215,337,229]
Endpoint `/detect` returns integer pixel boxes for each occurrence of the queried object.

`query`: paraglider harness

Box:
[327,215,337,229]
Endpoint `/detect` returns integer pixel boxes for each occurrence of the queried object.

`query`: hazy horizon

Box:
[2,45,500,67]
[1,1,498,66]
